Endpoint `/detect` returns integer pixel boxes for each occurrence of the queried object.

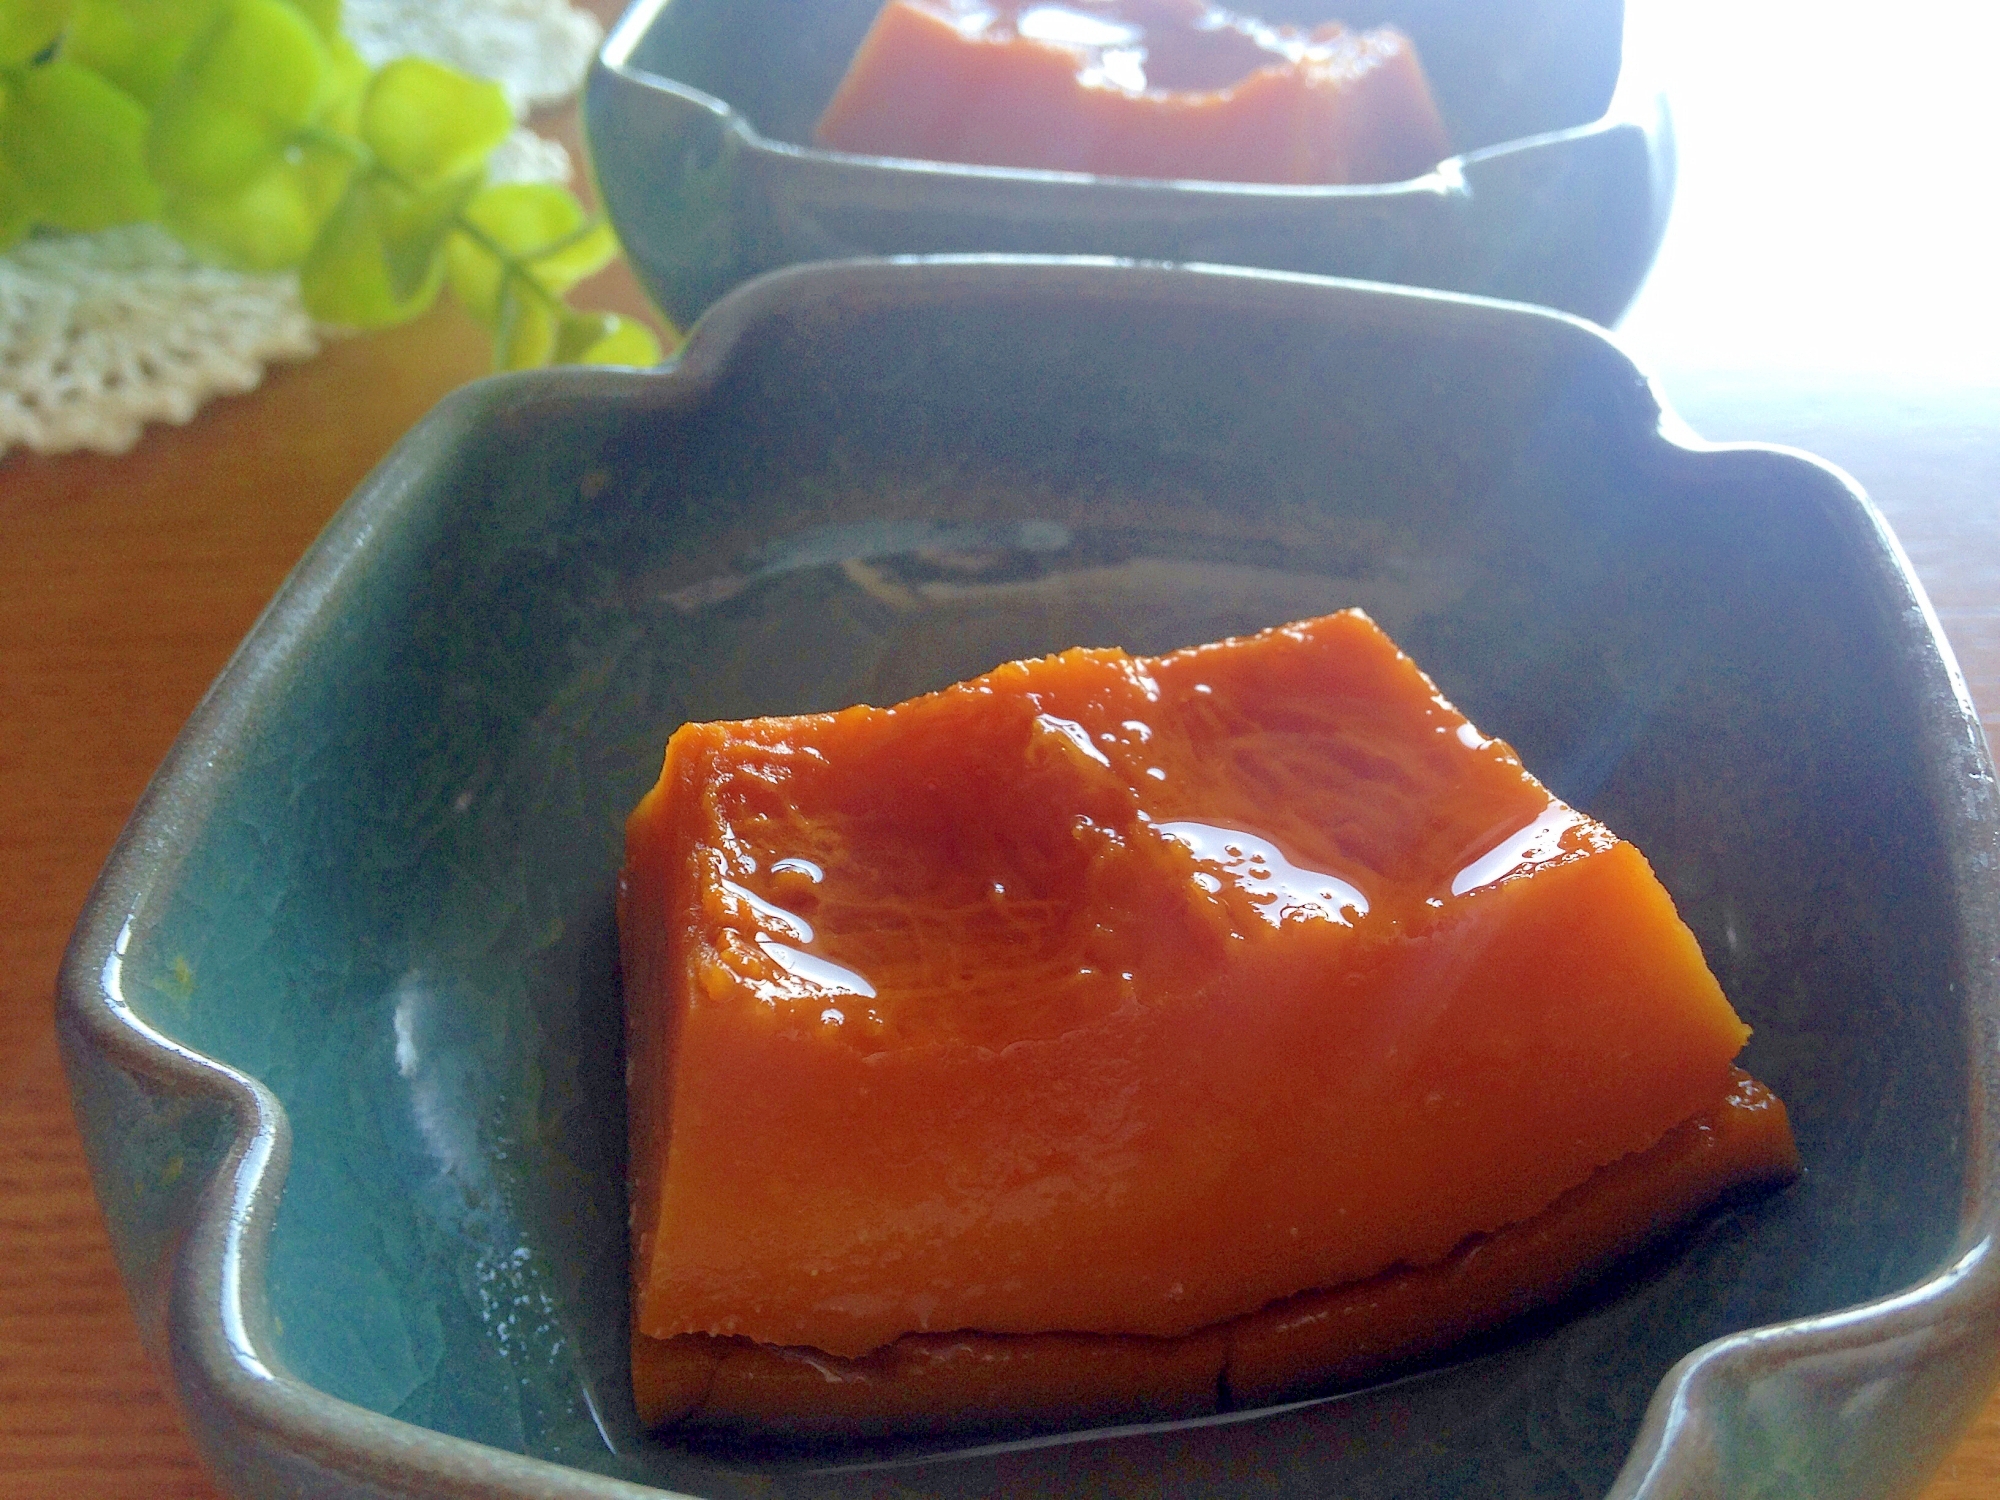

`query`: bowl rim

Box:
[594,0,1657,199]
[56,255,2000,1500]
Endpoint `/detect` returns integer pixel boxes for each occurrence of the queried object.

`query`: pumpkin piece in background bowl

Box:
[618,609,1798,1438]
[815,0,1452,184]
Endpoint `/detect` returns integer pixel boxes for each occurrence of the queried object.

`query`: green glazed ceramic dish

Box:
[584,0,1673,329]
[60,258,2000,1500]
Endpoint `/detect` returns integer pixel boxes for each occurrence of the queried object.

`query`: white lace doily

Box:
[343,0,604,114]
[0,227,316,457]
[0,0,602,460]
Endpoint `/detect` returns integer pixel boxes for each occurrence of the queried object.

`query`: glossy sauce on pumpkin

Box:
[620,611,1758,1363]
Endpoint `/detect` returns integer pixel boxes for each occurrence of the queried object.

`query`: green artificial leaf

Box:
[280,0,338,42]
[146,91,270,192]
[317,33,367,134]
[65,0,223,106]
[441,226,501,323]
[551,309,610,362]
[554,310,664,367]
[300,171,467,326]
[0,58,158,229]
[491,279,558,368]
[358,57,509,191]
[148,0,329,194]
[444,181,613,321]
[0,0,75,67]
[376,169,475,298]
[177,0,328,112]
[0,147,35,248]
[163,138,351,267]
[529,216,614,289]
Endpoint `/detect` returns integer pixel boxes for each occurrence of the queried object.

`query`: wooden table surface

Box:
[3,1,1996,1495]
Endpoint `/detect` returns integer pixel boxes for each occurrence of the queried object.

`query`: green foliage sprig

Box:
[0,0,664,368]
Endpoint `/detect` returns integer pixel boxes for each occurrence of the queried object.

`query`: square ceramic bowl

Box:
[60,258,2000,1500]
[584,0,1673,329]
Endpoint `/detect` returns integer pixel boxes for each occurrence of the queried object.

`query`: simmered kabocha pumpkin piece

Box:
[619,610,1796,1434]
[815,0,1451,185]
[631,1070,1795,1435]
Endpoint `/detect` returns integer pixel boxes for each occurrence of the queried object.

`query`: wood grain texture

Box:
[0,14,649,1494]
[0,305,493,1500]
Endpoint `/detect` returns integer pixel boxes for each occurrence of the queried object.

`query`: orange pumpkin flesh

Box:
[633,1069,1796,1435]
[814,0,1452,186]
[620,610,1795,1433]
